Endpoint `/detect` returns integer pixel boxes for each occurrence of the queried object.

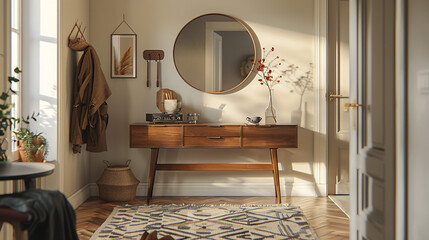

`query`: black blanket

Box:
[0,189,78,240]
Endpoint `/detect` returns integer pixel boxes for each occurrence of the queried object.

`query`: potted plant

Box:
[13,128,47,162]
[0,68,40,161]
[0,67,23,161]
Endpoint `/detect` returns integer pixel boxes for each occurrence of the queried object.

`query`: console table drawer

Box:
[130,125,182,148]
[184,125,240,137]
[242,125,298,148]
[184,136,240,148]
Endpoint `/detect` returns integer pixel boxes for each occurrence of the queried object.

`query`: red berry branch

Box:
[254,47,286,123]
[255,47,283,90]
[254,47,314,123]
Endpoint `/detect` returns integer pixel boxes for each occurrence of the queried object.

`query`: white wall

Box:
[59,0,91,202]
[87,0,321,196]
[408,0,429,239]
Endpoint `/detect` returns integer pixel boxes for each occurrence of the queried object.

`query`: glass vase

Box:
[265,88,277,125]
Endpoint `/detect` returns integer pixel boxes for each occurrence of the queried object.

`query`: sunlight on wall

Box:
[249,23,314,67]
[39,42,57,98]
[40,0,57,38]
[291,162,313,175]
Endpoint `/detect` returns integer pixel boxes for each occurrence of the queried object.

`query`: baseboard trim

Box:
[88,182,327,197]
[68,184,91,209]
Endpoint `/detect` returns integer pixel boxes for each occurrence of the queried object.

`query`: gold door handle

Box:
[329,92,349,102]
[344,101,363,112]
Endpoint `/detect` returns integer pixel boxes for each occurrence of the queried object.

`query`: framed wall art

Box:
[111,34,137,78]
[111,15,137,78]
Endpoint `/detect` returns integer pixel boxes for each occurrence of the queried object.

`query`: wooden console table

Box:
[129,124,298,204]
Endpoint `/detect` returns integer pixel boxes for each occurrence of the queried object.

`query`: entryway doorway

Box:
[327,0,351,217]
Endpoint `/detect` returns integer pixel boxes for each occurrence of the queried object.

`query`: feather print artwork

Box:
[119,47,133,75]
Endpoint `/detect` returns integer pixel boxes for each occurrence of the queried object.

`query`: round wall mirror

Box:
[173,13,257,93]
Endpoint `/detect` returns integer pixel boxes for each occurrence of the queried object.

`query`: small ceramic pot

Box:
[164,99,178,114]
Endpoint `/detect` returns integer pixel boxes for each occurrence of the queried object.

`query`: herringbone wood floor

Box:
[76,197,349,240]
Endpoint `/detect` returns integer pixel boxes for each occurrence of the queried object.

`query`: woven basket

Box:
[97,160,139,201]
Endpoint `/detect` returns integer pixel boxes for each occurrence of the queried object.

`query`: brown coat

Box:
[69,38,112,153]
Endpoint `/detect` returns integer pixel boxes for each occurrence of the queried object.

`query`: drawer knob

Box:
[207,136,222,139]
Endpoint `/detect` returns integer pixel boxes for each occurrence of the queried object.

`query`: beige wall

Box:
[59,0,90,199]
[1,1,13,238]
[408,0,429,239]
[85,0,321,197]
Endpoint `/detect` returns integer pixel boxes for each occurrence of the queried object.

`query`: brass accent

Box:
[344,100,363,112]
[207,136,222,139]
[329,92,349,102]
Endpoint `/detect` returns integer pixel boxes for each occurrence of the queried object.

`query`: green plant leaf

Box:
[8,76,19,83]
[0,92,9,101]
[31,112,39,121]
[14,67,22,74]
[0,104,13,115]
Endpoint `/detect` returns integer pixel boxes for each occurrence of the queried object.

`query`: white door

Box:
[349,0,396,239]
[328,0,350,195]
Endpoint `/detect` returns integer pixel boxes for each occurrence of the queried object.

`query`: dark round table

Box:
[0,162,55,189]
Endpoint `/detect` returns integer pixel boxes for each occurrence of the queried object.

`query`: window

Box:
[11,0,58,161]
[10,0,21,152]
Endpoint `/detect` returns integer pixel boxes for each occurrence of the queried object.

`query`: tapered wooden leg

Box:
[270,148,281,204]
[147,148,159,204]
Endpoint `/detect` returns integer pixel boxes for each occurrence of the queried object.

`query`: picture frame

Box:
[111,34,137,78]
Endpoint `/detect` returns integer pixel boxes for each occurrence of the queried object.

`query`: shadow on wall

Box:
[186,104,226,123]
[296,102,314,129]
[280,127,321,196]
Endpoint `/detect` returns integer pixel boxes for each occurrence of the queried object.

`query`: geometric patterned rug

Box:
[90,204,319,240]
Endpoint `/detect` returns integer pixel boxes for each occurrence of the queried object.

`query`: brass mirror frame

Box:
[173,13,259,94]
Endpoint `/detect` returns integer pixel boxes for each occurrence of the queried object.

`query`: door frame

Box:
[315,0,407,237]
[312,0,329,197]
[395,0,407,238]
[326,0,351,195]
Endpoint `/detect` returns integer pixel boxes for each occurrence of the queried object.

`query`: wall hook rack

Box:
[68,20,86,43]
[143,50,164,88]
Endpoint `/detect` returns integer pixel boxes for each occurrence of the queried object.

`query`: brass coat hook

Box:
[68,21,86,42]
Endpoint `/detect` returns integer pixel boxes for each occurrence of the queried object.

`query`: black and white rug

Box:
[91,204,319,240]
